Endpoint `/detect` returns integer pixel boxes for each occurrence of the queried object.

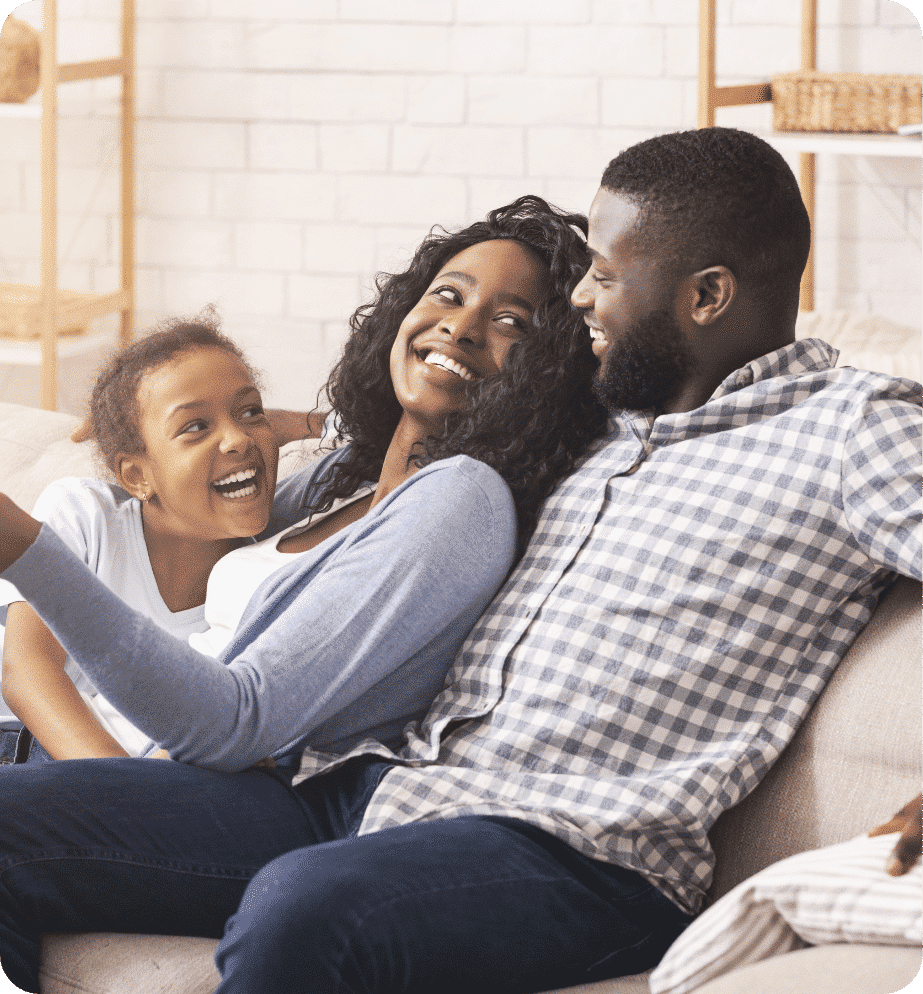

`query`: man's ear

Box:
[686,266,736,326]
[116,455,151,501]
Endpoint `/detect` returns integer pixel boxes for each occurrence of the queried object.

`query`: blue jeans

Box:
[0,756,691,994]
[0,723,52,766]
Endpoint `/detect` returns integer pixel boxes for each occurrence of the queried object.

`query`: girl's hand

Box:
[0,494,42,573]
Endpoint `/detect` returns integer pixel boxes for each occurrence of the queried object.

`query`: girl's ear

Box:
[116,455,151,502]
[687,266,736,326]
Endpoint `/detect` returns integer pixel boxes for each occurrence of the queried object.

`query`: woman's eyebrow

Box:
[436,270,474,285]
[496,292,536,310]
[436,271,535,311]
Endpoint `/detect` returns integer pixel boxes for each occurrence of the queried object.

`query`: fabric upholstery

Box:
[691,943,922,994]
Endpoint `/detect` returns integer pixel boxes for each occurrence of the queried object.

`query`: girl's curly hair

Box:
[314,195,609,553]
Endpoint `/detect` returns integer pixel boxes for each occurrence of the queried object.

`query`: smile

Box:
[212,466,259,499]
[587,326,607,343]
[418,349,477,382]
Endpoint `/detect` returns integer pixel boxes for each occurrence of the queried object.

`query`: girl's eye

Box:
[432,286,462,304]
[181,420,208,435]
[241,405,265,420]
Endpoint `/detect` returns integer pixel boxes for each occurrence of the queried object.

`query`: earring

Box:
[140,490,149,503]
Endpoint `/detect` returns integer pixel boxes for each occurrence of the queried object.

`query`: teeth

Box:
[213,467,257,488]
[589,328,606,342]
[423,351,475,381]
[222,484,257,499]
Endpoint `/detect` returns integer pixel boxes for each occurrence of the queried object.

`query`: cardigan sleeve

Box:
[3,456,517,770]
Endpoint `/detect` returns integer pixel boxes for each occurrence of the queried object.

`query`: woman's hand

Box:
[149,748,275,771]
[0,494,42,573]
[869,793,922,876]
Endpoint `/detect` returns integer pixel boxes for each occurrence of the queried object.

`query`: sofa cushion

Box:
[39,933,653,994]
[691,943,922,994]
[40,933,220,994]
[708,574,922,900]
[650,832,922,994]
[0,402,88,511]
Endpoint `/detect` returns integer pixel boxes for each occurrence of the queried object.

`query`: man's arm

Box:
[269,410,327,446]
[869,793,921,876]
[71,409,327,446]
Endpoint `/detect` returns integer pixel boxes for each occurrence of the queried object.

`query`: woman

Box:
[0,195,607,773]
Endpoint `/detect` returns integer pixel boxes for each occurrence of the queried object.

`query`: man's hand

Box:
[149,748,171,760]
[69,419,91,443]
[869,793,921,876]
[266,410,326,447]
[0,494,42,573]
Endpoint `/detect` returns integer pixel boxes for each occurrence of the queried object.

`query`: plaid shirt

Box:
[296,339,922,913]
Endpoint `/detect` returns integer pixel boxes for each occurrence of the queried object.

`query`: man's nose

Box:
[571,271,594,309]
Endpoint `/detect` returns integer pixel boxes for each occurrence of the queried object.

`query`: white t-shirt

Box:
[189,488,374,658]
[0,478,208,755]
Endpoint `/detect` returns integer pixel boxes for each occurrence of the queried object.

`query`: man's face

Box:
[571,189,697,413]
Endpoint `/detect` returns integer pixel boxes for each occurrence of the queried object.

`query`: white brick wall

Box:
[0,0,920,411]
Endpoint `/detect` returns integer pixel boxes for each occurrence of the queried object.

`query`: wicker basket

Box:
[771,72,922,133]
[0,16,40,104]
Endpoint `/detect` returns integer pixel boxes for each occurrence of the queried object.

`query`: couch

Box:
[0,312,919,994]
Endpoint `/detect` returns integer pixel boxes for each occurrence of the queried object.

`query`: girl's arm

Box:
[3,601,129,759]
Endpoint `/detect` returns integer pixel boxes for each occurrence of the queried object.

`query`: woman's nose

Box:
[440,309,483,344]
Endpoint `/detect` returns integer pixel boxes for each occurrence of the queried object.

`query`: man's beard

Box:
[593,308,697,414]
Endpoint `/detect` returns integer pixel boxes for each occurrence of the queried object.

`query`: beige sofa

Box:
[0,312,919,994]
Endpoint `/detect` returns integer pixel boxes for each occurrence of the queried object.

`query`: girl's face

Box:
[120,346,279,543]
[389,239,547,432]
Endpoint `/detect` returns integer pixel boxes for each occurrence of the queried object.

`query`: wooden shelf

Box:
[0,91,120,119]
[0,283,129,340]
[0,0,135,410]
[765,130,922,158]
[0,328,114,367]
[698,0,922,311]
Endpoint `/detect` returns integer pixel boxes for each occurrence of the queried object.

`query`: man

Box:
[1,127,920,994]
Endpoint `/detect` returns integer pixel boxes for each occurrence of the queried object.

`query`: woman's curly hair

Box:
[312,195,609,553]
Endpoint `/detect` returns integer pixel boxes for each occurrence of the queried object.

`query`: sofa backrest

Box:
[0,402,90,510]
[708,574,922,901]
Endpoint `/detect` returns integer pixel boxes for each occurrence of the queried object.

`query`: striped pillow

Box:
[649,833,922,994]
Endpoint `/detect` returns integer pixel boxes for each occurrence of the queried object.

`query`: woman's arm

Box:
[1,458,516,771]
[3,602,129,759]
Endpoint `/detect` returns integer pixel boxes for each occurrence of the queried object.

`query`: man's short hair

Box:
[601,127,811,310]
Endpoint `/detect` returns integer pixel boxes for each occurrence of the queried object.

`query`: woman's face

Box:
[389,238,547,431]
[120,346,279,543]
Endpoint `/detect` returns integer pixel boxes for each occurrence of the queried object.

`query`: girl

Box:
[0,195,607,772]
[1,318,279,760]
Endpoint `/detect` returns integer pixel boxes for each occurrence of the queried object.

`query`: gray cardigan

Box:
[4,451,517,770]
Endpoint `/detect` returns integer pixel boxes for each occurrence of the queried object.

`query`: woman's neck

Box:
[371,413,436,509]
[140,508,245,613]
